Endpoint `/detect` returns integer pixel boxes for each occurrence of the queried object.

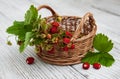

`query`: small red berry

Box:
[63,38,70,44]
[93,63,101,69]
[82,62,90,70]
[52,22,59,27]
[26,57,34,64]
[63,46,69,51]
[47,47,54,54]
[70,44,75,49]
[50,27,58,34]
[65,31,72,37]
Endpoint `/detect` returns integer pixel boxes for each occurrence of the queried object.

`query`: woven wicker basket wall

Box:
[36,5,97,65]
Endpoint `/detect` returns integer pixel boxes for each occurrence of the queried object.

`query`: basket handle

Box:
[71,12,96,42]
[37,5,59,17]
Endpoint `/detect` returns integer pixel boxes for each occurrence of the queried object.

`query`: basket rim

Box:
[45,15,97,43]
[45,15,82,18]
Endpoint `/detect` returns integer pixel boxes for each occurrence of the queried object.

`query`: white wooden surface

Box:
[0,0,120,79]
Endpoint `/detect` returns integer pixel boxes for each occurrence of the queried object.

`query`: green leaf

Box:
[19,44,24,52]
[100,53,115,67]
[34,38,44,45]
[19,32,33,52]
[93,33,113,52]
[6,21,24,35]
[82,52,115,67]
[24,5,38,25]
[6,21,33,41]
[6,21,25,41]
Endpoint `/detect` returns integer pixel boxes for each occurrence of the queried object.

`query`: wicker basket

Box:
[36,5,97,65]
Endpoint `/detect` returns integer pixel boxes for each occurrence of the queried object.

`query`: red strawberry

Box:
[63,38,70,44]
[93,63,101,69]
[52,22,59,27]
[47,47,54,54]
[50,27,58,34]
[82,62,90,70]
[70,44,75,49]
[63,46,68,51]
[65,31,72,37]
[26,57,34,64]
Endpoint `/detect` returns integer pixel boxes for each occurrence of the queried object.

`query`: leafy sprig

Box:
[6,5,71,53]
[82,33,114,67]
[6,5,44,52]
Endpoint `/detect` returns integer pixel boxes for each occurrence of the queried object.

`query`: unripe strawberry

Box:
[45,45,53,51]
[29,41,34,46]
[7,41,12,46]
[47,47,54,54]
[52,37,59,43]
[40,34,46,38]
[57,16,62,22]
[47,34,52,39]
[55,37,59,43]
[67,43,72,48]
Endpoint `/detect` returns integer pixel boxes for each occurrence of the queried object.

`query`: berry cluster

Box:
[82,62,101,70]
[34,21,75,54]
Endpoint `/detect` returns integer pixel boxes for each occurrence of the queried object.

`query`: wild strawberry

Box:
[29,41,34,46]
[57,16,62,22]
[47,47,54,54]
[93,63,101,69]
[67,43,72,48]
[55,38,59,43]
[17,41,23,45]
[26,57,34,64]
[82,62,90,70]
[50,27,58,34]
[63,38,70,44]
[70,44,75,49]
[52,37,59,43]
[65,31,72,37]
[52,22,59,27]
[7,41,12,46]
[63,46,68,51]
[47,34,52,39]
[40,34,46,38]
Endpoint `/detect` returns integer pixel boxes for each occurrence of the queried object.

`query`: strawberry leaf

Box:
[24,5,38,25]
[19,32,33,52]
[93,33,113,52]
[82,52,115,67]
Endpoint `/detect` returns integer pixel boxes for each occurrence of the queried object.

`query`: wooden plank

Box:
[0,32,86,79]
[0,45,86,79]
[91,0,120,16]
